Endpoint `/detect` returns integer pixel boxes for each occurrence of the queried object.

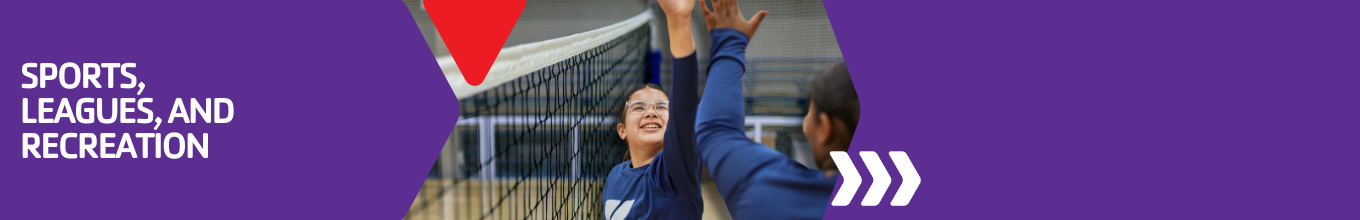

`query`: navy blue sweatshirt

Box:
[696,29,839,220]
[601,53,703,220]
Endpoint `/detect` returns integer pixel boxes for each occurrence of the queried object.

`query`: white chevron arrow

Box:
[889,151,921,206]
[830,151,922,207]
[829,152,858,206]
[860,152,891,206]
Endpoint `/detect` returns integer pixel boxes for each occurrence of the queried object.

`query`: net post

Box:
[440,129,458,220]
[477,116,494,219]
[570,124,581,220]
[571,125,581,179]
[478,116,495,180]
[754,122,764,145]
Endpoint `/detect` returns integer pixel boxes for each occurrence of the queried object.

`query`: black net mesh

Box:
[405,24,650,220]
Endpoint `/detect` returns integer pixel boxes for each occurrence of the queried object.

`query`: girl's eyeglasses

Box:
[625,100,669,116]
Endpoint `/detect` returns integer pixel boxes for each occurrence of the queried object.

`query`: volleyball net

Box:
[405,7,651,220]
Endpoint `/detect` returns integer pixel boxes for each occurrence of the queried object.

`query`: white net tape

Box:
[439,10,652,99]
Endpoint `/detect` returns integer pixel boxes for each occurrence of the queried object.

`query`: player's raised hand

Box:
[659,0,698,57]
[699,0,768,39]
[658,0,695,18]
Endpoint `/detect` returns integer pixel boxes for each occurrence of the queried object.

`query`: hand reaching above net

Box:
[659,0,698,57]
[700,0,768,39]
[658,0,695,18]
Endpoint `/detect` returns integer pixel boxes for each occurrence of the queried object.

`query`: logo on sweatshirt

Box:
[603,199,635,220]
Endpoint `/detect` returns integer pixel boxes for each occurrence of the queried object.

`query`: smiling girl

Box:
[598,0,704,219]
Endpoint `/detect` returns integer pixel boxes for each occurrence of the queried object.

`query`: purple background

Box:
[3,0,1357,219]
[1,0,456,219]
[822,0,1357,219]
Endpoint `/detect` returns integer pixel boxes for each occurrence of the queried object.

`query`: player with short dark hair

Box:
[805,61,858,172]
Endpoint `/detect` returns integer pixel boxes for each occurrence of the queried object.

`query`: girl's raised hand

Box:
[658,0,695,18]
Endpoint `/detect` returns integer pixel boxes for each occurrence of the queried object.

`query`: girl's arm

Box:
[654,0,703,199]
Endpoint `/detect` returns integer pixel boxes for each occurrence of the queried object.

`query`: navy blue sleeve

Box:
[652,52,702,199]
[695,29,791,203]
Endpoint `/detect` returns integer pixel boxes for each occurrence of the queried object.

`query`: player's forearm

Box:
[699,28,749,128]
[696,28,776,201]
[695,28,750,156]
[667,14,696,58]
[669,55,699,139]
[670,54,698,117]
[656,54,701,197]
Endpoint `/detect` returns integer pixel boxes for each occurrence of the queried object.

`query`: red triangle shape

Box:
[424,0,526,86]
